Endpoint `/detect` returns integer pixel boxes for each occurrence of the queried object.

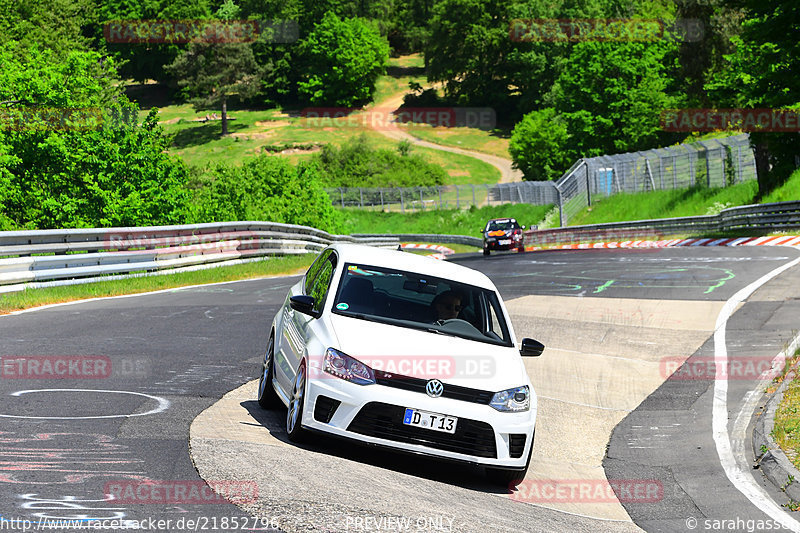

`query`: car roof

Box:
[488,218,516,223]
[329,243,497,290]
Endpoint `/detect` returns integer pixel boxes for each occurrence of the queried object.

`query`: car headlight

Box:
[323,348,375,385]
[490,385,530,412]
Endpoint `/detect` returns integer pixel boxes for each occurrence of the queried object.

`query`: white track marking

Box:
[713,256,800,531]
[0,274,298,318]
[0,389,170,419]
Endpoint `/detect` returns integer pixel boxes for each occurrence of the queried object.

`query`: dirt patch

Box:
[254,120,291,128]
[448,170,469,176]
[273,147,322,155]
[159,117,182,125]
[231,132,276,140]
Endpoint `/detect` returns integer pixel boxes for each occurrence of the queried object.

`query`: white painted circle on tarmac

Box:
[0,389,170,419]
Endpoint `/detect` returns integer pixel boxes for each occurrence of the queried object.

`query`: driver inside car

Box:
[431,290,464,322]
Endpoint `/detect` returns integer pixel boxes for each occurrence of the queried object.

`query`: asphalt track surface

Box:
[0,246,799,532]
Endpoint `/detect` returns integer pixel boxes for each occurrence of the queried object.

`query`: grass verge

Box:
[771,348,800,469]
[0,255,315,315]
[339,204,552,235]
[567,168,800,227]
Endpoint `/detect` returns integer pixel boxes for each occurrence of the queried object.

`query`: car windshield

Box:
[486,220,516,231]
[332,263,513,347]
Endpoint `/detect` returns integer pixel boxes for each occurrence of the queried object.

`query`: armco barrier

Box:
[525,201,800,246]
[0,222,399,293]
[353,233,483,248]
[2,201,799,294]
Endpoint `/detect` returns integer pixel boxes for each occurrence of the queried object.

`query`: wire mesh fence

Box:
[555,134,757,225]
[324,134,758,224]
[324,182,559,212]
[325,184,486,211]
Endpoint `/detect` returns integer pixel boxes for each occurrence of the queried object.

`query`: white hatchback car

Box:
[257,243,544,484]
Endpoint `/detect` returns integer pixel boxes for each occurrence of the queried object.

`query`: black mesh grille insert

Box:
[347,402,497,458]
[314,395,341,424]
[509,434,527,458]
[374,371,494,405]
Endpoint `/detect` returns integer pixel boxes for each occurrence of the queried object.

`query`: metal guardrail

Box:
[525,201,800,246]
[2,200,798,294]
[0,222,400,293]
[353,233,483,248]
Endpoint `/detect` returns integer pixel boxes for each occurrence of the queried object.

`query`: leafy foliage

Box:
[97,0,213,84]
[187,155,342,232]
[706,0,800,193]
[0,44,189,229]
[165,2,264,135]
[509,108,572,181]
[313,135,447,188]
[297,12,389,106]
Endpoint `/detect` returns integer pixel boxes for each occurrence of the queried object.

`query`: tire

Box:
[517,245,525,253]
[257,334,280,409]
[286,361,308,442]
[486,433,534,488]
[483,248,490,256]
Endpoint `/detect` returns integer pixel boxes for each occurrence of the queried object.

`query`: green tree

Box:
[165,1,264,136]
[546,39,680,158]
[509,108,573,181]
[0,44,189,229]
[706,0,800,194]
[0,0,98,57]
[97,0,213,84]
[297,12,389,106]
[674,0,745,106]
[188,156,341,232]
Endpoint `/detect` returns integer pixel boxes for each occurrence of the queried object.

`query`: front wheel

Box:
[483,248,490,256]
[286,361,308,442]
[257,334,280,409]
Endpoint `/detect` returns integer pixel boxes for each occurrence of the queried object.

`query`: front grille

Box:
[374,371,494,405]
[347,402,497,459]
[314,395,341,424]
[509,434,527,458]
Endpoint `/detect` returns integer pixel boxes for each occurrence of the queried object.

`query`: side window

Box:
[304,250,329,295]
[484,293,511,344]
[306,251,337,314]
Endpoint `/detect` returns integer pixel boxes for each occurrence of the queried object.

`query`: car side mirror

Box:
[290,295,317,316]
[520,338,544,357]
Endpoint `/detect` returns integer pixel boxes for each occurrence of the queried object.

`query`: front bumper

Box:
[484,237,523,251]
[301,374,536,468]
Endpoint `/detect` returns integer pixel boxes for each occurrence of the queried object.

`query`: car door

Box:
[275,249,337,394]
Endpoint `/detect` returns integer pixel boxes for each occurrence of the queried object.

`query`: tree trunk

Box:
[753,139,772,197]
[221,97,228,136]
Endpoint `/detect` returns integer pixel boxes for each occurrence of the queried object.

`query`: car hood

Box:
[328,314,528,391]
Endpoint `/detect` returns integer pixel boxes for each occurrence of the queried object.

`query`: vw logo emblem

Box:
[426,379,444,398]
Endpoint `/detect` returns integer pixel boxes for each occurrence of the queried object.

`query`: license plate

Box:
[499,239,511,245]
[403,408,457,434]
